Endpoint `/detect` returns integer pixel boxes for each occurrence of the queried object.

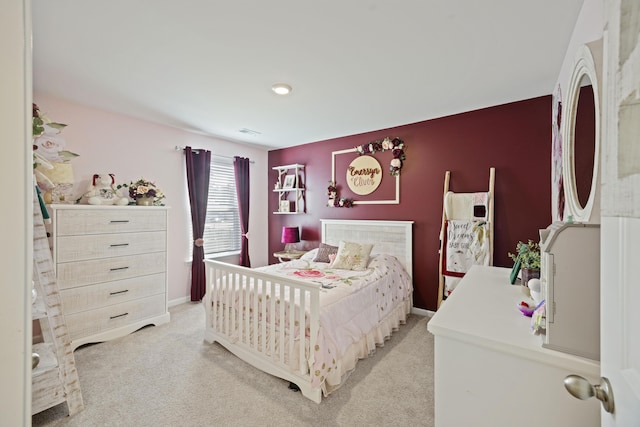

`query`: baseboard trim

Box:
[168,296,190,307]
[411,306,434,317]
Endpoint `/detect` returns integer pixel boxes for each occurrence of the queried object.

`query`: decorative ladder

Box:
[31,190,84,416]
[437,167,495,308]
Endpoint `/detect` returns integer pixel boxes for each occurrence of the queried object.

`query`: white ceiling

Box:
[32,1,585,150]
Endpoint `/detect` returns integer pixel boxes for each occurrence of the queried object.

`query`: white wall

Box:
[1,0,32,423]
[549,0,604,221]
[555,0,604,93]
[33,93,270,303]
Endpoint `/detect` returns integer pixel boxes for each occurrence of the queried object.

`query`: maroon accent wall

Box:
[574,85,596,208]
[268,96,552,311]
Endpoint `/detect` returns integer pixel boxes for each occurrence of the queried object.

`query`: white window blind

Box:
[203,156,241,256]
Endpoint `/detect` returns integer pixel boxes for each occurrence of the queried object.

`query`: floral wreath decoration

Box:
[355,136,405,176]
[327,181,353,208]
[328,137,406,208]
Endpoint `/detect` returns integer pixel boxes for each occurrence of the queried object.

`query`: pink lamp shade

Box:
[281,226,300,244]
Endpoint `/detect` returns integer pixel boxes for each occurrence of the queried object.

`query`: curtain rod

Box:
[175,146,254,163]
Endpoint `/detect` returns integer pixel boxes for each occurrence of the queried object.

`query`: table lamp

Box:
[281,226,300,252]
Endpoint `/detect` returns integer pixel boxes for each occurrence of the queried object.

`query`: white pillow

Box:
[331,241,374,271]
[299,248,319,261]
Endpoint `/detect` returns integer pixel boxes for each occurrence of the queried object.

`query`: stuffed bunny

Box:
[85,173,129,205]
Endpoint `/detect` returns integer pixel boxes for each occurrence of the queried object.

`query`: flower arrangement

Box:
[509,240,541,288]
[32,103,78,168]
[327,181,354,208]
[32,103,79,203]
[355,137,406,176]
[124,178,166,205]
[508,240,541,270]
[331,197,354,208]
[327,181,337,198]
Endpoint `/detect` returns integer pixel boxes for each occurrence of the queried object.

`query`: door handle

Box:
[564,374,615,413]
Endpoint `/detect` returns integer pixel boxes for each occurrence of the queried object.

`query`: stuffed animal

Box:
[85,173,129,205]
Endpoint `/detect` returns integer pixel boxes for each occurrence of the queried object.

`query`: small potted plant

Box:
[508,240,541,288]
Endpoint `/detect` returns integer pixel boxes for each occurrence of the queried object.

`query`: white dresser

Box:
[427,266,601,427]
[48,204,170,350]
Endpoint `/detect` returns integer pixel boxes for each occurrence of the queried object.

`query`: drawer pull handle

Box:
[109,290,129,296]
[110,266,129,272]
[110,220,130,224]
[109,312,129,320]
[110,243,130,247]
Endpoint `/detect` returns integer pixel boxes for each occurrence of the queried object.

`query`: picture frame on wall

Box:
[282,174,296,189]
[279,200,290,213]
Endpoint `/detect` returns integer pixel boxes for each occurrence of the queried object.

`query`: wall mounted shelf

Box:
[272,164,305,214]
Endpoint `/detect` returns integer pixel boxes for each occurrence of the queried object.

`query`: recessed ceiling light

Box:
[272,83,292,95]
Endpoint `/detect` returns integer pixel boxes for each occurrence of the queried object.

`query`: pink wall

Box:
[268,96,552,311]
[34,93,270,303]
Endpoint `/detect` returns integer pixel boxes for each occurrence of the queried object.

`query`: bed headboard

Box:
[320,219,414,279]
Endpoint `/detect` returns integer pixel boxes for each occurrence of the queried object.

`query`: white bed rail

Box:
[203,259,322,402]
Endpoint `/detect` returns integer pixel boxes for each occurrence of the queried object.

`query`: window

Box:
[203,156,241,256]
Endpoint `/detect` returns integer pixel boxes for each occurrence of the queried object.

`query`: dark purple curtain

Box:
[185,146,211,301]
[234,156,251,267]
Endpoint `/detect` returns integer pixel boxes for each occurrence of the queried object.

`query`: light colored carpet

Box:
[33,302,434,427]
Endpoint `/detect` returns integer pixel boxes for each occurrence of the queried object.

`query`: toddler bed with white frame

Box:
[202,219,414,403]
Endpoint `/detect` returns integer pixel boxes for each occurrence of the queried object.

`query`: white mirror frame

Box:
[561,40,603,223]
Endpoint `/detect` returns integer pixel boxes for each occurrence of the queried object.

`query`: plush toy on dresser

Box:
[84,173,129,205]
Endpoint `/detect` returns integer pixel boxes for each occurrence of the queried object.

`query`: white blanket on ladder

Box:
[445,220,490,273]
[444,191,488,221]
[444,220,490,296]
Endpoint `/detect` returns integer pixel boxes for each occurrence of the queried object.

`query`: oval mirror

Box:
[573,75,596,209]
[561,41,602,224]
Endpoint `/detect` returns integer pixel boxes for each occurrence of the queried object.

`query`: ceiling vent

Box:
[238,128,261,136]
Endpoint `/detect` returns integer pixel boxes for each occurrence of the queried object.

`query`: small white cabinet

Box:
[427,266,601,427]
[273,164,305,214]
[48,204,170,350]
[539,222,600,360]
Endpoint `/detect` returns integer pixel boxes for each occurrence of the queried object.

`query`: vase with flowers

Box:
[508,240,541,295]
[123,178,165,206]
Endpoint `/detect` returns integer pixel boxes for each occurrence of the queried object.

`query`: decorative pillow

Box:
[299,248,319,261]
[331,241,374,271]
[328,253,336,266]
[312,243,339,263]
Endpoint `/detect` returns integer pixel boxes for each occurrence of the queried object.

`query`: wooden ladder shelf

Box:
[437,167,495,308]
[31,190,84,416]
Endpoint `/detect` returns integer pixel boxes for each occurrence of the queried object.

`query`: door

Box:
[601,219,640,426]
[600,1,640,425]
[1,0,32,424]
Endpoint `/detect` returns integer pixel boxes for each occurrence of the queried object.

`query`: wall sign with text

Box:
[346,155,382,195]
[331,148,400,206]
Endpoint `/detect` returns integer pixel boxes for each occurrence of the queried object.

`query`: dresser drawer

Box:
[55,209,166,236]
[56,231,166,262]
[57,252,166,290]
[60,273,166,315]
[65,293,166,341]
